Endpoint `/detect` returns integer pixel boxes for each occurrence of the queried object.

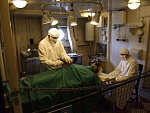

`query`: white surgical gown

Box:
[38,36,70,71]
[109,55,139,81]
[100,56,139,109]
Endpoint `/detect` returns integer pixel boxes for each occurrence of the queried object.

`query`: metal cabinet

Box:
[21,56,40,76]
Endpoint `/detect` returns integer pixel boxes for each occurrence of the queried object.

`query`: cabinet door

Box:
[32,59,40,74]
[24,59,34,75]
[24,58,40,75]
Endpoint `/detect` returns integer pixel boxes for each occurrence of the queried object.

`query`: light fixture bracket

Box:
[41,0,103,26]
[41,0,103,15]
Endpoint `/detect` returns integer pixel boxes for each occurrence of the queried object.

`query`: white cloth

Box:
[99,56,139,109]
[38,36,70,71]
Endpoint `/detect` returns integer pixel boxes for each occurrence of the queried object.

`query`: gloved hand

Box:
[54,60,64,66]
[115,76,128,82]
[65,58,73,64]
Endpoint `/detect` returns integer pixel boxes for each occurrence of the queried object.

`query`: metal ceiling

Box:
[102,0,150,11]
[8,0,150,16]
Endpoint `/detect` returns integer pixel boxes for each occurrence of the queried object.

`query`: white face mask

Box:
[120,55,126,60]
[50,37,58,43]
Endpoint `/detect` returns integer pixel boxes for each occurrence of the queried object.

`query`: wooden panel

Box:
[14,16,42,50]
[28,17,42,44]
[15,16,29,50]
[13,16,42,74]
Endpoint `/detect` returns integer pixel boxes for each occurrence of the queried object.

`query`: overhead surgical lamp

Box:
[127,0,141,10]
[50,17,58,26]
[42,10,58,26]
[12,0,28,8]
[90,11,101,25]
[68,11,77,26]
[70,22,77,26]
[41,0,103,26]
[68,3,77,26]
[42,12,51,24]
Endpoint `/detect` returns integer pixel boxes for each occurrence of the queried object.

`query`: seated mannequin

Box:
[97,48,139,109]
[99,48,138,82]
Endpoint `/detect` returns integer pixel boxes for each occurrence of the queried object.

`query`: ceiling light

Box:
[68,11,77,22]
[41,0,103,26]
[12,0,28,8]
[78,7,95,17]
[42,13,51,24]
[42,11,58,26]
[68,3,77,26]
[70,22,77,26]
[50,17,58,26]
[127,0,141,10]
[80,12,95,17]
[90,12,101,25]
[90,21,98,25]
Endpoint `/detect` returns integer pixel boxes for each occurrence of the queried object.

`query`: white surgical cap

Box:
[48,28,60,37]
[120,48,129,54]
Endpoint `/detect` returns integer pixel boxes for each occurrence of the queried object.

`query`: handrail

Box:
[32,71,150,113]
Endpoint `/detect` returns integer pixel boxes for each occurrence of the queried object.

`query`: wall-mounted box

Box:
[112,11,126,25]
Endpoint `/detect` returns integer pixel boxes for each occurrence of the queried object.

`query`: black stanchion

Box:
[0,74,6,113]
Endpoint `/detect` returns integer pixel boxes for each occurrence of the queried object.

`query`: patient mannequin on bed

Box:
[19,59,104,83]
[90,62,114,82]
[63,59,103,75]
[18,63,103,113]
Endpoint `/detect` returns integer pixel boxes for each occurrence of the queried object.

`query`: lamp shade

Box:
[42,13,51,24]
[90,12,101,25]
[50,17,58,26]
[68,11,77,22]
[42,12,58,26]
[127,0,141,10]
[90,21,98,25]
[68,11,77,26]
[70,22,77,26]
[12,0,28,8]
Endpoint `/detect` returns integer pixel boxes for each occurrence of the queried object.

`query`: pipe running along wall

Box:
[67,25,77,52]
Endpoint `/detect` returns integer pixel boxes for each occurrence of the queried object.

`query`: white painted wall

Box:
[108,6,150,73]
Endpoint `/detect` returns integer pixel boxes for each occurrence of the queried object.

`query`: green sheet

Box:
[19,64,102,113]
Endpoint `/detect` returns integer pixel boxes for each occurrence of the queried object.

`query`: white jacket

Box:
[38,36,70,71]
[99,56,139,109]
[109,55,139,81]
